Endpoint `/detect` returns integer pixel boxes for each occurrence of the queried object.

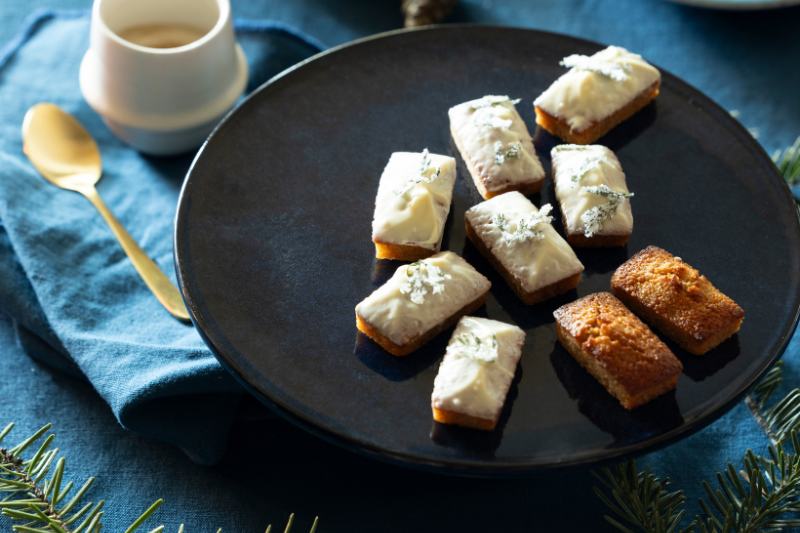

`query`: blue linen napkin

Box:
[0,10,324,465]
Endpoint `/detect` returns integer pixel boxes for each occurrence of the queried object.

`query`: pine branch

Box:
[695,431,800,532]
[774,136,800,187]
[0,423,318,533]
[773,136,800,210]
[751,362,783,409]
[594,369,800,533]
[592,460,695,533]
[747,361,800,445]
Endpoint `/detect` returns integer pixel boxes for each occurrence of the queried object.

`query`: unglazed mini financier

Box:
[611,246,744,355]
[432,317,526,431]
[448,95,545,199]
[534,46,660,145]
[372,150,457,261]
[355,251,491,356]
[552,144,633,248]
[464,191,584,305]
[553,292,683,410]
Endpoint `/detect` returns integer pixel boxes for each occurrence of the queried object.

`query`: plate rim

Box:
[174,24,800,476]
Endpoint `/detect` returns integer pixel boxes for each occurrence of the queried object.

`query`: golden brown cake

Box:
[611,246,744,355]
[553,292,683,410]
[464,192,584,305]
[355,251,491,356]
[534,46,661,145]
[431,317,526,430]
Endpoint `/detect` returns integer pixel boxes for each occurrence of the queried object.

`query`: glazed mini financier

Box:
[356,251,491,356]
[449,95,545,199]
[553,292,683,410]
[432,317,525,431]
[372,149,457,261]
[551,144,633,248]
[465,191,584,305]
[534,46,661,145]
[611,246,744,355]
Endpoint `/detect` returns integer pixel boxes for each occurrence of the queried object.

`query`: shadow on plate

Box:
[353,314,484,381]
[664,333,741,382]
[461,238,577,330]
[550,342,684,445]
[531,100,658,155]
[430,362,523,459]
[371,258,407,286]
[573,246,631,277]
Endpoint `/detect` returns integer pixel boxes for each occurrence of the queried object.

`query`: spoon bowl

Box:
[23,104,102,188]
[22,103,191,322]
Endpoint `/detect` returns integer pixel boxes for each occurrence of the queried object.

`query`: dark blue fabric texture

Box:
[1,1,799,531]
[0,10,324,465]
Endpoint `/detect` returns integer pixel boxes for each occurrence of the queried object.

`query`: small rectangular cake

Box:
[432,316,526,431]
[611,246,744,355]
[553,292,683,410]
[551,144,633,248]
[464,191,584,305]
[448,95,545,199]
[534,46,661,145]
[355,251,491,356]
[372,149,457,261]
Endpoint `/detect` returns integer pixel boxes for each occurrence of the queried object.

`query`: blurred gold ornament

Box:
[401,0,458,28]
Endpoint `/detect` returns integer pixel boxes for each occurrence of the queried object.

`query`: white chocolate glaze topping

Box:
[465,192,584,294]
[552,145,633,237]
[448,96,545,197]
[431,316,525,422]
[355,252,491,347]
[372,151,456,251]
[534,46,660,133]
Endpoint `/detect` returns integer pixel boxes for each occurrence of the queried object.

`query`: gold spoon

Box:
[22,103,191,322]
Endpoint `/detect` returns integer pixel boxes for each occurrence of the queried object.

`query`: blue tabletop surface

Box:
[1,1,799,532]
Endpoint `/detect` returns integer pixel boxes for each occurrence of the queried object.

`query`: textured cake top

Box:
[611,246,744,343]
[534,46,661,133]
[448,96,545,195]
[372,150,457,250]
[553,292,682,396]
[465,191,584,293]
[432,316,525,421]
[355,251,491,346]
[551,144,633,237]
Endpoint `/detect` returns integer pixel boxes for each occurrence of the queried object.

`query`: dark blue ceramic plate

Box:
[175,26,800,476]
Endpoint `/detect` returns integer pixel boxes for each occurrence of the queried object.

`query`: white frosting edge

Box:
[431,316,525,422]
[448,96,545,196]
[372,151,457,251]
[355,251,491,347]
[551,145,633,236]
[465,191,584,294]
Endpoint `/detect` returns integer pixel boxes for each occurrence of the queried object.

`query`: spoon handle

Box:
[79,185,191,322]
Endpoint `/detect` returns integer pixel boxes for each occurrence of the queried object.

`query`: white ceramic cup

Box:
[80,0,248,156]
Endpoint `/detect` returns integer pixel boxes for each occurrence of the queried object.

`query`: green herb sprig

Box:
[580,185,634,237]
[494,204,554,245]
[453,330,499,363]
[560,54,631,81]
[401,261,451,305]
[393,149,442,197]
[467,96,521,109]
[494,141,522,165]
